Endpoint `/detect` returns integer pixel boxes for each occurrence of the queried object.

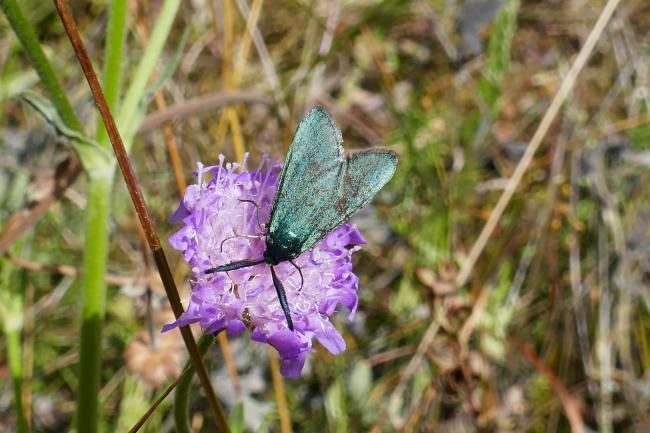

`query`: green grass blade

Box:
[0,0,83,134]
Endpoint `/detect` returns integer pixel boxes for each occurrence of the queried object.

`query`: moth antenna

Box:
[220,232,263,252]
[238,199,267,230]
[289,259,304,291]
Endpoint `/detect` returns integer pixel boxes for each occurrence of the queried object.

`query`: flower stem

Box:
[76,0,126,431]
[76,174,112,433]
[174,334,215,433]
[0,0,83,133]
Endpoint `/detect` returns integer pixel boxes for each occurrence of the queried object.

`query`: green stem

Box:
[95,0,127,147]
[6,328,27,433]
[76,175,113,433]
[174,334,215,433]
[0,0,83,133]
[1,172,32,433]
[75,1,126,431]
[118,0,181,145]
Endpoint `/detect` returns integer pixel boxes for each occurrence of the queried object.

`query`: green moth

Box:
[206,107,397,330]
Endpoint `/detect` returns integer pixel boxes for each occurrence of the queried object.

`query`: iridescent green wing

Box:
[268,107,397,257]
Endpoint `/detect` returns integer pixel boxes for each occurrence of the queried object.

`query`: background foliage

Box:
[1,0,649,432]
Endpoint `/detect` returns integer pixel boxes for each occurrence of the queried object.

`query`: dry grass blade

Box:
[455,0,622,288]
[269,348,293,433]
[137,90,271,133]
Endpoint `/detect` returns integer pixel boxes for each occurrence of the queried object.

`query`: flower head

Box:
[163,154,366,377]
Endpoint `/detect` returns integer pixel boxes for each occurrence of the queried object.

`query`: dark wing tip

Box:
[309,106,332,117]
[384,149,398,165]
[384,149,398,176]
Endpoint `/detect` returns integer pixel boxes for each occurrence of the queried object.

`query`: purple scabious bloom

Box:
[163,154,367,377]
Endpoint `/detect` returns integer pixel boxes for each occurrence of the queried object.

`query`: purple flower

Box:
[163,154,367,377]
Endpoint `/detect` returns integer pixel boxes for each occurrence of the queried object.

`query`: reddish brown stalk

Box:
[128,365,192,433]
[519,342,585,433]
[52,1,229,430]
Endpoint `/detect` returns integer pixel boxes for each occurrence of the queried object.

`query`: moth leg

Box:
[238,199,268,230]
[288,259,304,291]
[270,265,294,331]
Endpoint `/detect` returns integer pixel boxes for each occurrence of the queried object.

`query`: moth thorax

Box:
[264,231,301,265]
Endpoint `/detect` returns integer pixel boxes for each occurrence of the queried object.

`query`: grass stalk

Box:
[76,1,127,431]
[6,327,27,432]
[1,244,28,433]
[173,334,215,433]
[117,0,181,144]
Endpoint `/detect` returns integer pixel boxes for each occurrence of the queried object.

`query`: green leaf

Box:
[124,27,189,143]
[347,361,372,403]
[143,28,189,103]
[325,378,348,433]
[20,91,112,174]
[228,400,246,433]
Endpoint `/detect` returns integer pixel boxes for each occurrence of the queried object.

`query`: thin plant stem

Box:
[51,2,230,431]
[136,90,271,133]
[214,0,246,161]
[6,329,27,433]
[216,0,263,161]
[217,332,241,394]
[174,334,215,433]
[1,246,28,433]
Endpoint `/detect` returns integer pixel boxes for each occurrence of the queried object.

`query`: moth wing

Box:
[268,108,397,255]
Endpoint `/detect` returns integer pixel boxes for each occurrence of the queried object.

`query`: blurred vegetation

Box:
[1,0,650,432]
